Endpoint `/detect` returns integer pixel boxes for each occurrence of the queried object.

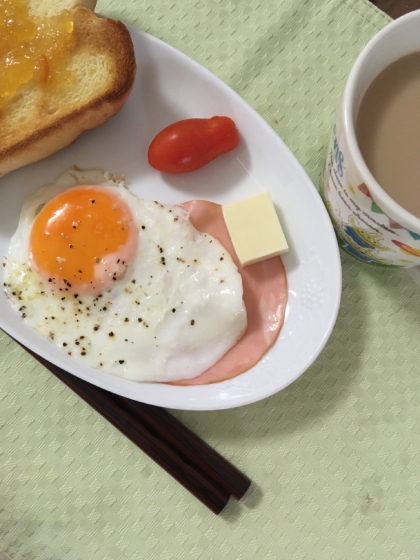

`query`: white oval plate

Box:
[0,26,341,410]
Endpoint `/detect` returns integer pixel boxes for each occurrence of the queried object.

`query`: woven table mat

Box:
[2,1,420,558]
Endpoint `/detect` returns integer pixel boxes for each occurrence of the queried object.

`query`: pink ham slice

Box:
[171,199,288,386]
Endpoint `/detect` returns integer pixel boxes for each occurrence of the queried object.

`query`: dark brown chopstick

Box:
[117,396,250,499]
[22,344,251,514]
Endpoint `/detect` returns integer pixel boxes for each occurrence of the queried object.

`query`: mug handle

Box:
[407,267,420,286]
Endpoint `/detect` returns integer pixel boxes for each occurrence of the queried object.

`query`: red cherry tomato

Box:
[147,116,239,174]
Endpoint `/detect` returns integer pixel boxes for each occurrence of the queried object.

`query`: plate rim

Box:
[0,25,342,410]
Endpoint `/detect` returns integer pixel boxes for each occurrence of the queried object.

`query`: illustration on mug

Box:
[325,201,394,265]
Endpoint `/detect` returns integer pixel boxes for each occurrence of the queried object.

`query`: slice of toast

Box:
[0,4,136,178]
[26,0,98,17]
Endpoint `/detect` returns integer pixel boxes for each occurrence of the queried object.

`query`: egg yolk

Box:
[29,186,138,294]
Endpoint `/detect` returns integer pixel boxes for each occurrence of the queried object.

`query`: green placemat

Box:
[2,1,420,558]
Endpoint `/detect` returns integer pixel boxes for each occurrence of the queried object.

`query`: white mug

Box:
[322,10,420,276]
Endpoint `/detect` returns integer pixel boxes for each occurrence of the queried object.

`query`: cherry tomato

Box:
[147,116,239,173]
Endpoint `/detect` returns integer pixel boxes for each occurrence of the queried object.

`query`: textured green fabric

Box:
[2,1,420,558]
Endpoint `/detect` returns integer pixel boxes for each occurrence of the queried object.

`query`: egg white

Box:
[3,167,247,382]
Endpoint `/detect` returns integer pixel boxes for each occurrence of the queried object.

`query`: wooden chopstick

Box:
[23,346,251,514]
[117,396,250,499]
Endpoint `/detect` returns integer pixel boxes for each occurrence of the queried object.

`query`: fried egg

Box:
[3,168,247,382]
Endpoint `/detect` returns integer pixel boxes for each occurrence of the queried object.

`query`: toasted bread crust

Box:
[0,7,136,177]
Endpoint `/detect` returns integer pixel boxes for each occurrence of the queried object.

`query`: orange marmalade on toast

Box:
[0,0,74,108]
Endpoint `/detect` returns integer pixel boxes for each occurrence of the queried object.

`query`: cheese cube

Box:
[222,191,289,266]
